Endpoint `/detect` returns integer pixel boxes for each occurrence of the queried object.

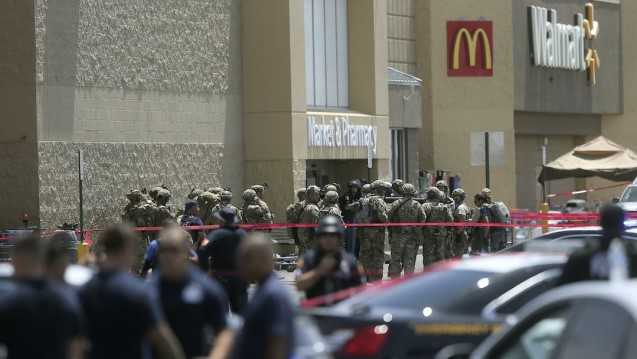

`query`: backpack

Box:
[488,202,510,224]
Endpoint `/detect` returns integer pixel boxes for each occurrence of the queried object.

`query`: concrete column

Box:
[0,0,40,228]
[241,0,306,220]
[348,0,389,117]
[416,0,516,206]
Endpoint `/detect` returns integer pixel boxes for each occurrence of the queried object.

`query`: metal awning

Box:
[388,66,422,87]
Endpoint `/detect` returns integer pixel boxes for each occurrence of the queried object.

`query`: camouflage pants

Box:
[449,230,468,258]
[359,228,386,282]
[471,228,490,253]
[490,229,507,252]
[423,228,447,266]
[297,229,315,255]
[388,232,419,279]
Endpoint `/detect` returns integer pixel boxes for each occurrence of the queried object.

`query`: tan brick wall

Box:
[387,0,417,74]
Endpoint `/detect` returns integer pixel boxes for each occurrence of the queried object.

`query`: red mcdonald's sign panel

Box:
[447,21,493,77]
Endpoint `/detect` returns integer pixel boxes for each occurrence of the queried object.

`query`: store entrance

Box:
[306,160,370,188]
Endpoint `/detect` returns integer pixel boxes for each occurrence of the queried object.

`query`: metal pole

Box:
[78,149,84,243]
[484,132,491,189]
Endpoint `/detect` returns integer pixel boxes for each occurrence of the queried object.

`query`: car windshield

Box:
[621,187,637,202]
[337,269,525,316]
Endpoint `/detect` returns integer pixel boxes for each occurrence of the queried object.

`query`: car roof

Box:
[518,280,637,318]
[452,253,566,273]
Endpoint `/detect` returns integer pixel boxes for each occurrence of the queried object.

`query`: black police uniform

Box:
[200,226,248,313]
[300,248,363,299]
[79,270,162,359]
[0,279,82,359]
[151,267,229,358]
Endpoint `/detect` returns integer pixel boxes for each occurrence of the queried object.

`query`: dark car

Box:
[306,253,566,359]
[505,226,637,253]
[469,281,637,359]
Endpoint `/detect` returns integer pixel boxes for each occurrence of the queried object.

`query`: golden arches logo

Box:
[452,28,493,70]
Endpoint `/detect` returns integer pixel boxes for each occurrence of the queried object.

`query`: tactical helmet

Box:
[324,191,339,203]
[251,185,265,194]
[324,184,338,193]
[187,188,204,200]
[198,191,217,206]
[402,183,417,196]
[220,190,233,202]
[452,188,466,197]
[242,189,258,202]
[361,184,372,194]
[306,185,321,203]
[392,179,404,193]
[296,188,307,201]
[126,189,143,202]
[481,188,493,202]
[208,187,224,195]
[348,179,362,189]
[316,215,345,236]
[157,188,171,200]
[436,180,449,191]
[149,186,163,199]
[426,187,442,201]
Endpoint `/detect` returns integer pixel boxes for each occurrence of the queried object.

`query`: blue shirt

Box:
[79,270,162,359]
[231,273,295,359]
[0,279,82,359]
[150,267,229,358]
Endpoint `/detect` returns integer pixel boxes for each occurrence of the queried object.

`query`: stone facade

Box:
[38,142,224,228]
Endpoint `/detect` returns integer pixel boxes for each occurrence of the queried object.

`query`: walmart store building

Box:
[1,0,634,228]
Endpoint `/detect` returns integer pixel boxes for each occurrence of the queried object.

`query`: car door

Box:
[481,301,575,359]
[479,298,634,359]
[551,299,633,359]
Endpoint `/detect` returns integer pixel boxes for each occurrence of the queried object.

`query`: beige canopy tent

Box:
[539,136,637,184]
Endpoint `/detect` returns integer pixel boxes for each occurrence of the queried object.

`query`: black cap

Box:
[214,207,239,226]
[316,215,345,236]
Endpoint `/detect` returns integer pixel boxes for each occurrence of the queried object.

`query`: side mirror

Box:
[434,343,476,359]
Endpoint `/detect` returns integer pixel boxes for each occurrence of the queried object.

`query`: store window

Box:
[304,0,349,108]
[391,129,407,180]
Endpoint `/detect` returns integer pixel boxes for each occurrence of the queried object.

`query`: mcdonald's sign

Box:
[447,21,493,77]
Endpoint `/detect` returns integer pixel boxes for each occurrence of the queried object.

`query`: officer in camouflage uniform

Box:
[391,179,405,197]
[217,190,242,224]
[197,191,220,225]
[422,187,453,265]
[187,188,204,201]
[318,184,338,209]
[154,188,175,226]
[298,186,321,253]
[388,184,426,278]
[451,188,471,258]
[207,186,224,196]
[319,191,343,222]
[241,189,265,225]
[360,180,389,282]
[148,186,163,205]
[286,188,307,246]
[251,184,273,224]
[122,189,145,226]
[482,188,509,251]
[471,192,491,254]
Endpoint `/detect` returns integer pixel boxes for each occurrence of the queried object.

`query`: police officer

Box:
[199,208,248,313]
[451,188,471,257]
[286,188,307,247]
[422,187,453,264]
[180,200,205,249]
[359,180,389,282]
[251,184,273,223]
[155,188,175,226]
[298,186,321,253]
[296,216,365,300]
[388,183,426,278]
[0,236,84,359]
[79,224,185,359]
[198,191,220,226]
[232,233,295,359]
[320,191,343,222]
[471,193,491,254]
[217,190,242,224]
[151,227,233,359]
[241,189,264,224]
